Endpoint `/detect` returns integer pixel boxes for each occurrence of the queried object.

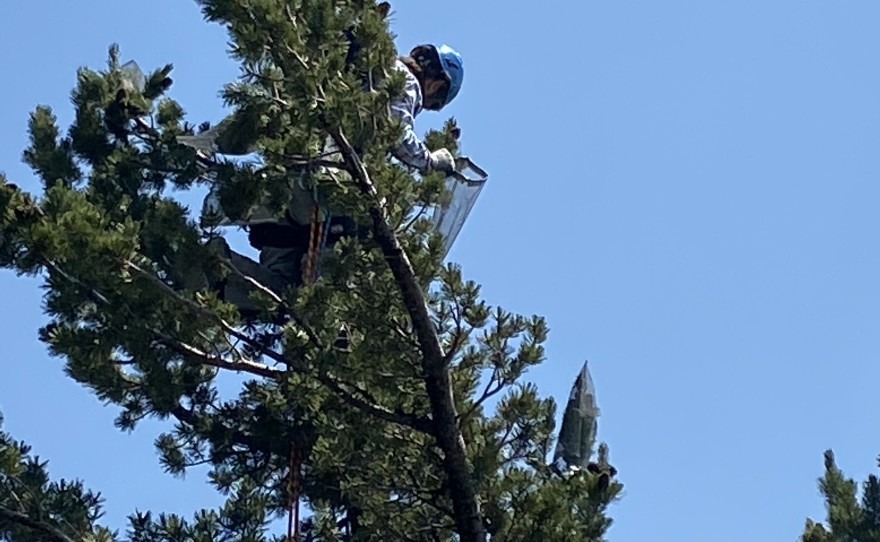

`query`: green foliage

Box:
[0,412,113,541]
[0,1,621,540]
[0,409,295,542]
[801,449,880,542]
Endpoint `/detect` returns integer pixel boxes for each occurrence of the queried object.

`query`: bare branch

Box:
[152,330,282,379]
[0,506,77,542]
[401,203,429,233]
[390,316,422,352]
[281,157,346,169]
[283,6,312,70]
[460,368,505,422]
[442,306,468,367]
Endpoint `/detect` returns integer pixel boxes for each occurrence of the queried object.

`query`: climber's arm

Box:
[388,80,433,171]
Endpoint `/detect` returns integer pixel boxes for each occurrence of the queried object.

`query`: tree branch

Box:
[152,330,282,379]
[126,257,431,432]
[154,321,427,431]
[216,255,321,346]
[47,253,428,436]
[0,505,77,542]
[326,126,486,542]
[326,127,446,366]
[17,153,433,440]
[321,373,432,433]
[123,258,285,358]
[460,368,505,422]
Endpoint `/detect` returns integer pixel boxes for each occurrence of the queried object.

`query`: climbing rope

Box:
[286,199,325,542]
[287,443,304,542]
[302,203,325,285]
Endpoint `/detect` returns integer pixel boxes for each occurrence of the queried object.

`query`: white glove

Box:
[428,148,456,174]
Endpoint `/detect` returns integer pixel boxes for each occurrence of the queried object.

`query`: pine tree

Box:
[800,450,880,542]
[0,1,622,540]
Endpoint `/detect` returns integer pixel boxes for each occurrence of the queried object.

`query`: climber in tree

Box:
[388,43,464,173]
[209,42,466,320]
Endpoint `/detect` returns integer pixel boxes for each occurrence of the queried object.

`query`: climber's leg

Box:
[204,237,301,317]
[259,245,307,288]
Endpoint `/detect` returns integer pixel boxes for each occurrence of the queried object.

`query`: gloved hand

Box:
[428,148,456,174]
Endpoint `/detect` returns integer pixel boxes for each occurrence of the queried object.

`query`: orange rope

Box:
[287,445,303,542]
[302,203,324,285]
[286,202,323,542]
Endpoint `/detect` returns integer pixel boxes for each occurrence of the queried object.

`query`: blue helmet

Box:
[436,44,464,107]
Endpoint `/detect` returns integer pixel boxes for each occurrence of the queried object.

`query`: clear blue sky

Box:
[2,1,880,540]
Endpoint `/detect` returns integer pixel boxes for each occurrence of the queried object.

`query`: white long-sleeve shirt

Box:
[388,59,433,171]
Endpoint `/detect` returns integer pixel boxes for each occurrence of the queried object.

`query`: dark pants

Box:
[220,242,307,315]
[219,216,363,315]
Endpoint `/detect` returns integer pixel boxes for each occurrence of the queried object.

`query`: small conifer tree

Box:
[800,450,880,542]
